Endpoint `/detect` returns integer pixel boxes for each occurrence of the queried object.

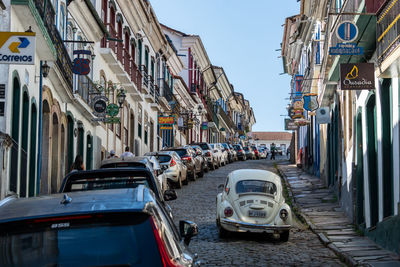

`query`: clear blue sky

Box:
[150,0,300,132]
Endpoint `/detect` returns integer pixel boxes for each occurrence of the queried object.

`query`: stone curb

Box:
[276,165,357,267]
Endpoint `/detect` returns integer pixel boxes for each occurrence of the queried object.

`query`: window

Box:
[145,47,149,72]
[235,180,277,195]
[59,4,66,40]
[124,106,129,145]
[66,22,74,59]
[138,105,142,138]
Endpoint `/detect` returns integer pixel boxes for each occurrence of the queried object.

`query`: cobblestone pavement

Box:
[169,157,345,266]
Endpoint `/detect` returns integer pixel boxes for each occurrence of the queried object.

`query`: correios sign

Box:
[340,63,375,90]
[0,32,36,65]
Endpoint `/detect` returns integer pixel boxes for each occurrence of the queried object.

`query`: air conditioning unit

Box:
[316,107,330,124]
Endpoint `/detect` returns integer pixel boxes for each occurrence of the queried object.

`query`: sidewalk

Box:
[277,162,400,267]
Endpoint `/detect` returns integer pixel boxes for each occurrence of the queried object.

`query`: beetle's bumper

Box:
[221,218,291,233]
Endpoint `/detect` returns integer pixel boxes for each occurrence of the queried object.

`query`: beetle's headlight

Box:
[280,209,288,220]
[224,207,234,217]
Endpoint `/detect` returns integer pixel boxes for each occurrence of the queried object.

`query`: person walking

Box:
[121,146,134,158]
[287,147,290,159]
[270,143,276,160]
[108,150,118,159]
[71,155,84,171]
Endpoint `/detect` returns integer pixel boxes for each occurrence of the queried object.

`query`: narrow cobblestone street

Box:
[169,157,344,266]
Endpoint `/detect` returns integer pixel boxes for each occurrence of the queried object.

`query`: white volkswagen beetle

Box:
[216,169,292,241]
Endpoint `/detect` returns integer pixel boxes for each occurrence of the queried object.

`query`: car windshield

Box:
[0,213,162,267]
[199,144,210,150]
[168,149,186,157]
[157,155,171,163]
[233,145,241,150]
[222,143,228,148]
[236,180,277,195]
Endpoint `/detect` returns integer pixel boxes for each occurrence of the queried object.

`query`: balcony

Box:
[377,0,400,65]
[140,65,150,95]
[151,84,161,111]
[12,0,73,91]
[73,75,101,122]
[218,106,234,129]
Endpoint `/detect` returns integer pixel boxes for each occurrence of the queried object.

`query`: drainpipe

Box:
[36,61,44,195]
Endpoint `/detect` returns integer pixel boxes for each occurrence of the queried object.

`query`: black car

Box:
[163,147,202,180]
[233,144,246,160]
[59,168,177,217]
[0,186,201,267]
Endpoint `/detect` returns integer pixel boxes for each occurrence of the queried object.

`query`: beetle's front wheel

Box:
[280,230,289,242]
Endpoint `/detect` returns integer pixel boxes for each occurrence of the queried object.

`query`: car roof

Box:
[0,186,155,224]
[228,169,281,185]
[145,151,175,156]
[101,156,149,166]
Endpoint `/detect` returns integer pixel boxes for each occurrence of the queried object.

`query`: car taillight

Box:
[239,149,243,153]
[224,207,234,217]
[170,158,176,167]
[150,217,183,267]
[181,156,192,161]
[206,152,211,157]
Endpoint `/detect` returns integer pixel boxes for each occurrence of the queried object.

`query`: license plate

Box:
[248,210,266,218]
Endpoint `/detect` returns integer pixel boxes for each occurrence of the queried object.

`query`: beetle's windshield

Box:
[236,180,277,195]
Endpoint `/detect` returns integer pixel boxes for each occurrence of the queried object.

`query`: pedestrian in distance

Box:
[270,143,276,160]
[121,146,134,158]
[287,147,290,159]
[107,150,118,159]
[70,155,84,172]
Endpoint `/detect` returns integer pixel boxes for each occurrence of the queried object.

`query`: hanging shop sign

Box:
[0,32,36,65]
[292,75,303,100]
[292,99,304,119]
[336,21,358,43]
[158,116,175,125]
[285,118,298,130]
[160,125,173,130]
[294,118,311,126]
[106,103,120,117]
[202,122,208,130]
[316,107,330,124]
[340,63,375,90]
[92,96,108,117]
[177,117,184,127]
[288,106,295,119]
[105,116,120,124]
[329,43,363,55]
[72,50,91,75]
[303,93,319,111]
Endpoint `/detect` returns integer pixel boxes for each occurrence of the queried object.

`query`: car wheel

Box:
[175,175,182,189]
[204,164,209,173]
[280,230,290,242]
[191,171,197,181]
[217,219,230,238]
[183,174,189,185]
[198,169,204,178]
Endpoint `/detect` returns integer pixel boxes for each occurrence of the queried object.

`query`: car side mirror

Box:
[179,220,198,246]
[164,189,177,201]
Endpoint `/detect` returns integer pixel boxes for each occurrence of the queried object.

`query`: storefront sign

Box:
[0,32,36,65]
[316,107,330,124]
[284,118,298,130]
[158,116,175,125]
[336,21,358,43]
[303,93,319,111]
[202,122,208,130]
[92,96,108,117]
[73,50,91,75]
[106,104,120,117]
[160,125,173,130]
[340,63,375,90]
[292,99,304,119]
[329,43,363,55]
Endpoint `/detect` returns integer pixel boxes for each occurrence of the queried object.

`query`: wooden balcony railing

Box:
[102,23,117,53]
[123,47,131,74]
[377,0,400,63]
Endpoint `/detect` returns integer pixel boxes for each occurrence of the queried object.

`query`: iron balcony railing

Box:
[377,0,400,63]
[162,81,174,103]
[141,65,149,88]
[76,75,101,106]
[33,0,73,90]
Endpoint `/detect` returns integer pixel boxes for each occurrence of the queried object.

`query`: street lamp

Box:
[117,88,126,108]
[42,61,50,78]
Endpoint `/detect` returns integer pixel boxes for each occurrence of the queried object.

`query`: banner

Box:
[0,32,36,65]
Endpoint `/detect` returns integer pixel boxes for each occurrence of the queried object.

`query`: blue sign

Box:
[329,43,363,55]
[336,21,358,42]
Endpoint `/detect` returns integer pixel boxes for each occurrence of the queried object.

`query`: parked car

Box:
[210,143,228,166]
[243,146,256,160]
[233,144,246,161]
[163,147,202,180]
[145,151,188,189]
[216,169,292,241]
[228,143,238,161]
[190,145,209,173]
[192,142,218,170]
[100,156,168,194]
[251,146,260,159]
[0,186,201,266]
[276,147,283,155]
[222,143,234,163]
[258,148,267,159]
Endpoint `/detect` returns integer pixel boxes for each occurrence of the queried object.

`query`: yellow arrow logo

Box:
[8,42,20,53]
[345,65,358,80]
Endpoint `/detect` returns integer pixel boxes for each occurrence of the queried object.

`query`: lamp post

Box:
[117,89,126,108]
